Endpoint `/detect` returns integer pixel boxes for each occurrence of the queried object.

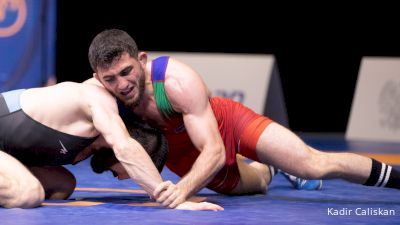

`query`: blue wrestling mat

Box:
[1,134,400,225]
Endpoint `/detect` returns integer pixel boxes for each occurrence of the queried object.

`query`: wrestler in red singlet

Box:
[152,56,272,194]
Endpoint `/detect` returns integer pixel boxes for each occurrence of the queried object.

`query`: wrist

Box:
[176,183,189,200]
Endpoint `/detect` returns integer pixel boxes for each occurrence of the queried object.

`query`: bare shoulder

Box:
[50,82,115,107]
[164,58,207,93]
[165,58,199,83]
[79,82,116,103]
[163,57,210,113]
[53,82,107,97]
[79,81,106,92]
[82,78,103,87]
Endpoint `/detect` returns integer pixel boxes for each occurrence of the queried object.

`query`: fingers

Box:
[201,202,224,211]
[153,180,185,208]
[153,180,173,200]
[158,187,180,208]
[163,193,184,209]
[175,201,224,211]
[204,202,221,211]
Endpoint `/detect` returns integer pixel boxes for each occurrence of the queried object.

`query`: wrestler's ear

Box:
[138,52,147,67]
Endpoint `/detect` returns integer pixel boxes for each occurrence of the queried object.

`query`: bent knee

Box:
[229,161,269,195]
[296,153,331,179]
[30,166,76,200]
[4,180,45,208]
[47,178,76,200]
[46,169,76,200]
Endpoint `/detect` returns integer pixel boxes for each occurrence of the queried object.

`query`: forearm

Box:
[176,146,225,199]
[114,139,163,197]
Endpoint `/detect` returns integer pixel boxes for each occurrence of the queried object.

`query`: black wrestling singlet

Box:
[0,89,97,166]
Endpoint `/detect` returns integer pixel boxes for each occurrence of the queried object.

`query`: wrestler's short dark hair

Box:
[88,28,139,72]
[90,122,168,174]
[90,147,119,174]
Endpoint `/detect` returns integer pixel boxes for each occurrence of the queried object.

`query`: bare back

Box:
[20,82,100,138]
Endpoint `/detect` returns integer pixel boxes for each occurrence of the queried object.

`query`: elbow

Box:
[214,145,226,170]
[112,141,134,160]
[112,139,145,166]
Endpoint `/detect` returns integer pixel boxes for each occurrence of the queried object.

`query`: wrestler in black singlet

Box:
[0,89,98,166]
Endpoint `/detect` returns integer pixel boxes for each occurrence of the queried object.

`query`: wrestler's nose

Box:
[116,77,129,91]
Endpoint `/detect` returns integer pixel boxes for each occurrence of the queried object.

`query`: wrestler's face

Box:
[95,52,146,108]
[109,162,130,180]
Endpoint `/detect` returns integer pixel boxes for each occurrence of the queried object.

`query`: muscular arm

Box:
[85,85,163,196]
[178,100,226,197]
[83,80,223,211]
[157,59,226,205]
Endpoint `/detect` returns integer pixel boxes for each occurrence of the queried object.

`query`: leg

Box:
[234,154,322,192]
[255,122,372,183]
[239,117,322,190]
[0,151,45,208]
[29,166,76,199]
[229,154,271,195]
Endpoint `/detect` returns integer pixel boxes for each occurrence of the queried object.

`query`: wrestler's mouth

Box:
[120,86,134,96]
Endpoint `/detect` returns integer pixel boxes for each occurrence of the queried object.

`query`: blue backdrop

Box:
[0,0,56,91]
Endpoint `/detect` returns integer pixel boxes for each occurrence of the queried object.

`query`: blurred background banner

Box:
[53,2,400,133]
[148,52,289,127]
[0,0,56,91]
[346,57,400,143]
